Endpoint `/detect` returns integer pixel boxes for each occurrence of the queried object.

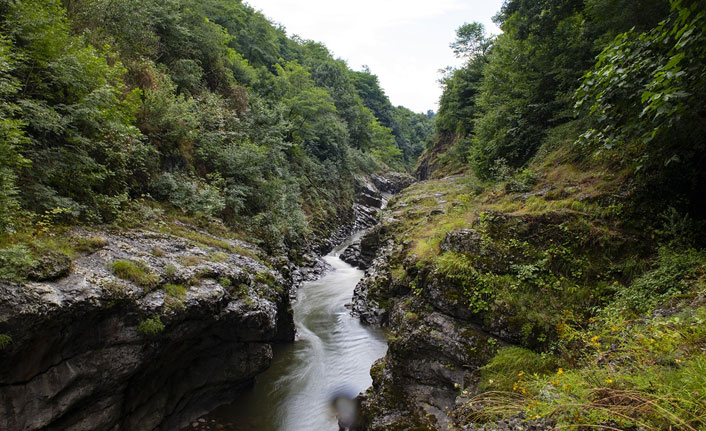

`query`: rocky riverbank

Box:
[350,173,634,430]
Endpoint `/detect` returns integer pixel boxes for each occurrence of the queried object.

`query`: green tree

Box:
[0,36,29,232]
[576,0,706,216]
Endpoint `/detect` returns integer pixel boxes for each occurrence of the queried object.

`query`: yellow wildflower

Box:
[557,368,564,376]
[605,379,613,384]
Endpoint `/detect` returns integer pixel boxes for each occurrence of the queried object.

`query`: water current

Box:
[201,235,388,430]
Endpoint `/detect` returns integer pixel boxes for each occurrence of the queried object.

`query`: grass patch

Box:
[479,346,558,392]
[111,260,159,288]
[164,263,178,278]
[163,283,186,311]
[468,304,706,429]
[137,315,165,336]
[73,236,107,253]
[208,251,228,262]
[179,255,203,266]
[163,283,186,300]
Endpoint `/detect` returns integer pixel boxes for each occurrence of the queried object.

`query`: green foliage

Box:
[110,259,159,288]
[436,251,498,313]
[3,0,149,222]
[151,172,225,217]
[480,346,557,392]
[163,283,186,299]
[137,315,164,336]
[0,0,425,250]
[0,244,37,281]
[436,54,486,137]
[0,36,29,233]
[576,0,706,217]
[0,334,12,350]
[612,247,705,315]
[450,22,491,59]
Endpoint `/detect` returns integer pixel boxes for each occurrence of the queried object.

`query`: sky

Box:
[245,0,505,114]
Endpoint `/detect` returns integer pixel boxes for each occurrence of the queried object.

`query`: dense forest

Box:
[0,0,433,261]
[425,0,705,223]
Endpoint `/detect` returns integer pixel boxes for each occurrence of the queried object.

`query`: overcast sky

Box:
[245,0,504,114]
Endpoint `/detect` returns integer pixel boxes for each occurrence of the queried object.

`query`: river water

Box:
[198,236,388,431]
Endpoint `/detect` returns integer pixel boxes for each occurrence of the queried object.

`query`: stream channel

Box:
[196,233,388,430]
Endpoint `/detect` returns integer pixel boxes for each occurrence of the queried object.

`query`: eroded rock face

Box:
[371,173,415,195]
[358,298,497,431]
[0,228,294,431]
[340,225,382,270]
[350,238,397,326]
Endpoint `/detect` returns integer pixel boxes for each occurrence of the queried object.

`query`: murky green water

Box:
[197,237,388,431]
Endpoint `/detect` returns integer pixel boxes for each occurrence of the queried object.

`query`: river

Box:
[196,235,388,430]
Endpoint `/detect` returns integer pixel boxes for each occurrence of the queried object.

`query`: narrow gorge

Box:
[1,0,705,430]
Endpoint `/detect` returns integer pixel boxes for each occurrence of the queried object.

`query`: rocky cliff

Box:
[0,226,295,431]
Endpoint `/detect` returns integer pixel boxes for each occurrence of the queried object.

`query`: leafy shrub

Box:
[150,172,225,217]
[137,315,164,336]
[0,244,37,281]
[614,247,706,314]
[504,169,538,193]
[110,259,159,288]
[576,1,706,218]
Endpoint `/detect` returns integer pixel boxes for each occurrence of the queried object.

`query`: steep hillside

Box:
[356,147,706,430]
[0,0,433,259]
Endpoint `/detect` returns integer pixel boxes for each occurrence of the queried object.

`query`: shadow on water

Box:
[193,235,388,431]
